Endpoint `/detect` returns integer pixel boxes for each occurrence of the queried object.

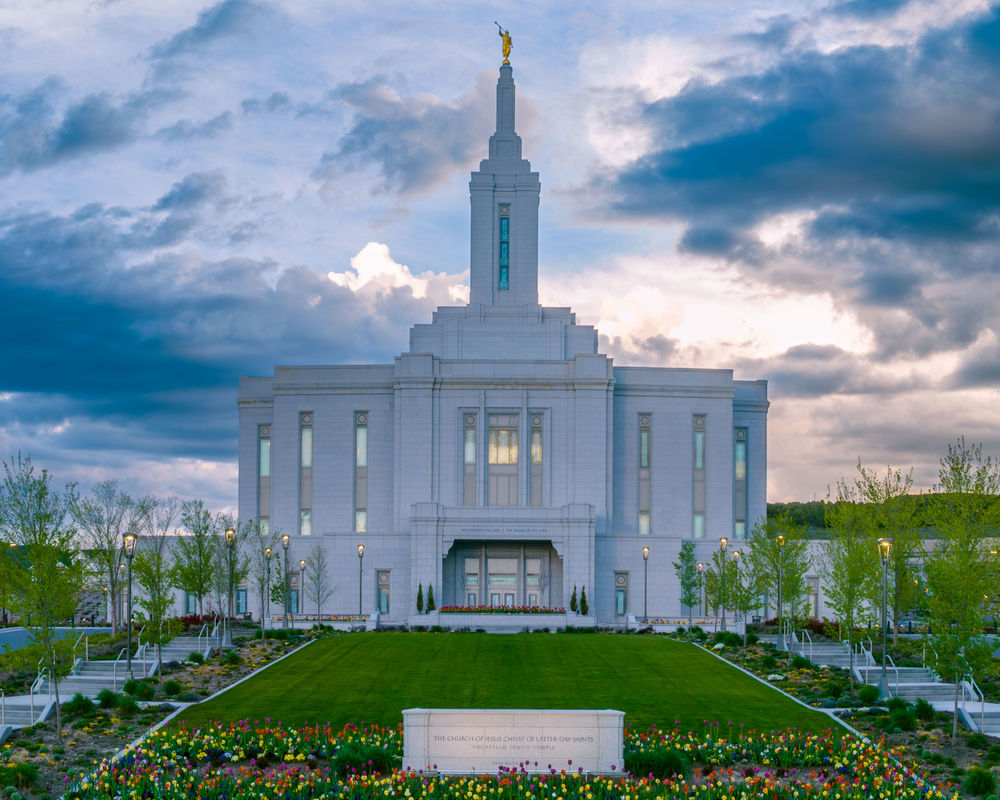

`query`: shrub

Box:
[791,655,812,670]
[188,651,205,664]
[968,733,988,749]
[222,650,243,666]
[624,748,690,780]
[963,767,997,797]
[886,697,908,712]
[0,762,38,790]
[570,586,578,613]
[858,684,879,705]
[122,678,140,696]
[416,583,424,614]
[162,679,182,697]
[426,584,436,612]
[761,654,777,670]
[890,708,917,732]
[63,693,95,717]
[724,632,741,647]
[745,632,759,645]
[134,681,155,701]
[96,689,118,709]
[675,626,686,635]
[579,586,588,616]
[914,698,936,721]
[332,742,400,778]
[117,695,139,717]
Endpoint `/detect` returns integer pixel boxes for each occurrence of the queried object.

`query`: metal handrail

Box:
[72,631,88,664]
[800,629,813,662]
[964,674,986,732]
[111,647,126,691]
[886,653,900,695]
[1,689,4,727]
[196,623,207,656]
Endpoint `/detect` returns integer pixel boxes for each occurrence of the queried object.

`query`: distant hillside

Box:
[766,494,959,538]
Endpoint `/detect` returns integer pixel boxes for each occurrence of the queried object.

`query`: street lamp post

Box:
[299,559,306,618]
[122,532,137,681]
[225,527,236,646]
[719,537,728,632]
[733,549,741,637]
[263,547,272,641]
[697,562,704,619]
[281,534,290,629]
[877,537,893,700]
[776,533,785,652]
[642,546,650,624]
[357,544,366,616]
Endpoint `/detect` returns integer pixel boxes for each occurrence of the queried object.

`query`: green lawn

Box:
[174,633,834,734]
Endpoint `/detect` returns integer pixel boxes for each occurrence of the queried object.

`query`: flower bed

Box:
[438,606,566,614]
[65,720,955,799]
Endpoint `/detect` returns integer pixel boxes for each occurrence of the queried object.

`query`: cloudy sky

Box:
[2,0,999,512]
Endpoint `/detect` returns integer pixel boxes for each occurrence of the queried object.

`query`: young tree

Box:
[745,514,811,621]
[854,462,923,644]
[579,585,588,616]
[426,583,436,612]
[305,543,335,617]
[132,497,179,676]
[247,521,278,635]
[924,438,1000,742]
[173,500,216,616]
[416,582,424,614]
[210,514,251,627]
[704,548,739,631]
[822,481,880,697]
[73,481,154,633]
[672,541,700,624]
[0,453,83,737]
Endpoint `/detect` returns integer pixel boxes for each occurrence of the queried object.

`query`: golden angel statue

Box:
[494,22,512,65]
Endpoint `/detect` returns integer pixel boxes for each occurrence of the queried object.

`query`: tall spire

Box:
[469,66,540,308]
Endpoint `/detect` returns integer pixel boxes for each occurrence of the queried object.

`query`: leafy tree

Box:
[704,548,739,631]
[172,500,216,616]
[246,521,278,637]
[416,582,424,614]
[305,543,335,617]
[672,541,700,624]
[745,514,811,632]
[854,462,923,643]
[923,438,1000,742]
[822,481,880,697]
[73,481,154,633]
[209,514,251,625]
[132,497,180,676]
[0,453,83,737]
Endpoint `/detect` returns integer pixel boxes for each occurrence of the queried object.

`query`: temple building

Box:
[236,62,769,626]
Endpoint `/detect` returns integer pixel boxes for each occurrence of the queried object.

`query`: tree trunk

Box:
[953,678,960,744]
[848,646,856,697]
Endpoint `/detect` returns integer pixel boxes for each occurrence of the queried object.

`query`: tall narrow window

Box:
[530,414,543,507]
[258,425,271,528]
[734,428,747,539]
[615,572,629,616]
[300,413,313,535]
[498,205,510,290]
[465,557,480,606]
[487,414,518,506]
[355,413,368,532]
[693,415,706,537]
[638,415,651,534]
[464,414,477,506]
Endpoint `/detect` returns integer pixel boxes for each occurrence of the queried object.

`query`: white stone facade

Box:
[236,65,769,626]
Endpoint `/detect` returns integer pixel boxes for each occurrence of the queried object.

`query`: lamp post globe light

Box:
[776,533,785,652]
[877,537,893,700]
[719,537,728,632]
[300,559,307,617]
[122,532,138,681]
[263,547,272,641]
[224,527,236,646]
[281,534,290,630]
[357,544,366,617]
[641,546,650,624]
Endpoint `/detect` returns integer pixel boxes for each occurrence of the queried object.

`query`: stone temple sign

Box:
[402,708,625,775]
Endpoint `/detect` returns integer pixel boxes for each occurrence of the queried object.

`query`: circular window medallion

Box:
[736,429,746,441]
[465,415,476,426]
[615,574,627,587]
[260,426,270,437]
[357,414,367,424]
[532,415,542,426]
[639,415,650,426]
[695,416,705,429]
[379,572,389,584]
[302,414,312,425]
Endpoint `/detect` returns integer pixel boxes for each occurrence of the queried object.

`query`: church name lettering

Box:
[457,527,550,535]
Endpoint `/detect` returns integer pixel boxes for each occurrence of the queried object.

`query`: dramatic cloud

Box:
[150,0,269,61]
[313,73,495,194]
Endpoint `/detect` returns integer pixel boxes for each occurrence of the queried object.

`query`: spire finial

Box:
[494,22,512,65]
